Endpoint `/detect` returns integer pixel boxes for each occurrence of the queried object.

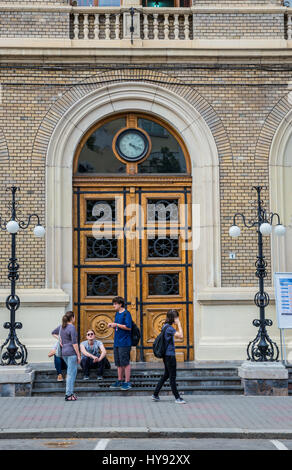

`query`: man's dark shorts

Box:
[114,346,131,367]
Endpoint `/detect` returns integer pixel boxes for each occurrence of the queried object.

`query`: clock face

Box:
[115,129,149,162]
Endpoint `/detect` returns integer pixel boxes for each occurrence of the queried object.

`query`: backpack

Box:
[131,322,141,347]
[123,312,141,347]
[153,325,170,358]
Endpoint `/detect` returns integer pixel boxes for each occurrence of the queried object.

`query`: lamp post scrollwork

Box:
[229,185,286,362]
[0,186,45,366]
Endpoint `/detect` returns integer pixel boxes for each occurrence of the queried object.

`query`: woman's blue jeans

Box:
[62,355,78,396]
[54,355,67,375]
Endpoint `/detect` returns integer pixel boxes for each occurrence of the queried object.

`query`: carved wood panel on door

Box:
[73,179,193,362]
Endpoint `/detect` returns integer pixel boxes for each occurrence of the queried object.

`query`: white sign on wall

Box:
[274,273,292,329]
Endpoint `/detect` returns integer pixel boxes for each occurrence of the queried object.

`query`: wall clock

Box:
[113,128,151,163]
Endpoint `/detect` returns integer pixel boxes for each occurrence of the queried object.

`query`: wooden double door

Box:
[73,177,194,362]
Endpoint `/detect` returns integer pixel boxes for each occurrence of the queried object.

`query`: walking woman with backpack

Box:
[52,311,81,401]
[152,309,186,404]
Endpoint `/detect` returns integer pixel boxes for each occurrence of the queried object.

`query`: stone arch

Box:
[255,93,292,168]
[43,72,223,312]
[0,127,9,163]
[251,92,292,282]
[269,106,292,275]
[32,68,232,164]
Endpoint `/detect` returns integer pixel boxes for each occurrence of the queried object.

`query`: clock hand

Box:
[129,143,142,151]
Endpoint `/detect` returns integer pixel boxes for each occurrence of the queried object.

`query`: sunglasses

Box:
[87,333,94,336]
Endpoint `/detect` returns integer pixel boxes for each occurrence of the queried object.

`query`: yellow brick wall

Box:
[0,64,290,289]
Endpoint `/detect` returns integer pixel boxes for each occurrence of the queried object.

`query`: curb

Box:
[1,427,292,440]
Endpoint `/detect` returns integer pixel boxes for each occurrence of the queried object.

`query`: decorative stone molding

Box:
[32,69,232,165]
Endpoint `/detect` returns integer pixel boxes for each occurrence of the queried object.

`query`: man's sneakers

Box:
[151,395,186,404]
[120,382,132,390]
[175,397,186,404]
[110,380,132,390]
[83,375,90,381]
[110,380,123,389]
[151,395,160,402]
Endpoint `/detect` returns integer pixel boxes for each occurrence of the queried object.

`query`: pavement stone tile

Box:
[0,395,292,439]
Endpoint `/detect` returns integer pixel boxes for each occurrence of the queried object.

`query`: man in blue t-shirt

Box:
[108,296,133,390]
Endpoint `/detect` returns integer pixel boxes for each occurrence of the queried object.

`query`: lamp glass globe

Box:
[6,220,19,234]
[274,224,286,236]
[260,223,272,236]
[229,225,241,237]
[34,225,46,238]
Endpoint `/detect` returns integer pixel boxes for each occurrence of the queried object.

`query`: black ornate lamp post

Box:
[229,185,286,362]
[0,186,45,366]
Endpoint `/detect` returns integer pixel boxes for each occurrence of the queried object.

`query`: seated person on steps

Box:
[80,329,107,381]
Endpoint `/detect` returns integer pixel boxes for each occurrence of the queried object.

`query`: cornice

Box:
[197,287,275,305]
[0,39,292,61]
[0,4,289,14]
[73,175,192,186]
[0,289,69,307]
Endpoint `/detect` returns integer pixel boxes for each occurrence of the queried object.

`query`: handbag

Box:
[55,327,62,358]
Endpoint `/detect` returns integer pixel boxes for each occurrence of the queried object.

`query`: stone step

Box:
[34,368,240,379]
[32,384,244,397]
[33,376,241,390]
[32,364,243,396]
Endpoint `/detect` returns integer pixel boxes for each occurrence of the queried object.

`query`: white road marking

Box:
[94,439,110,451]
[270,440,288,451]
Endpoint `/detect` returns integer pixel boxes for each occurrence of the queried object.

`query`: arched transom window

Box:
[74,113,190,175]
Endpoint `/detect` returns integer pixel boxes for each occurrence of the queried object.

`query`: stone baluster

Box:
[74,13,79,40]
[83,14,89,40]
[164,14,169,40]
[153,13,159,40]
[94,13,100,40]
[288,14,292,40]
[105,14,110,40]
[174,14,179,40]
[143,13,149,40]
[184,14,189,40]
[115,14,120,39]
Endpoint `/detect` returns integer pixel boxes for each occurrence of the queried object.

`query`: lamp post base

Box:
[238,361,288,396]
[0,365,34,397]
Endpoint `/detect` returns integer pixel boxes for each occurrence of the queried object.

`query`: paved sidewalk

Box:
[0,395,292,439]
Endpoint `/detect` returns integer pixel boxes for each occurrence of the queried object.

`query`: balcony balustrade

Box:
[0,1,292,44]
[71,8,193,40]
[288,13,292,38]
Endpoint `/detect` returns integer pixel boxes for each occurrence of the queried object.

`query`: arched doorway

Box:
[270,108,292,274]
[73,112,193,362]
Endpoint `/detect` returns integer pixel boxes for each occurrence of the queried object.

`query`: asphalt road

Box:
[0,438,290,451]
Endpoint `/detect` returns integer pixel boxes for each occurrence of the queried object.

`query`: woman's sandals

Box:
[65,394,78,401]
